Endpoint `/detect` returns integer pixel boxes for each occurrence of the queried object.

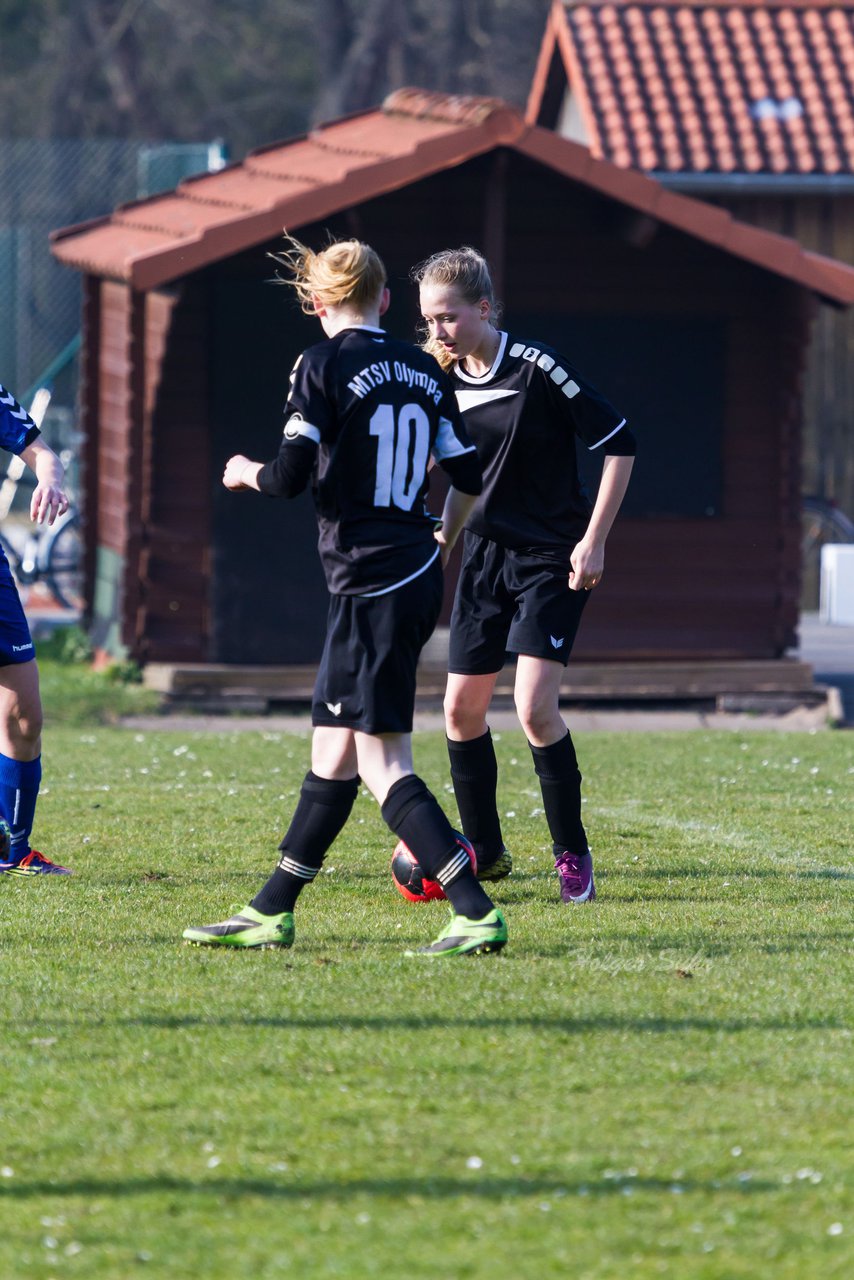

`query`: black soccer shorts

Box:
[312,557,444,735]
[448,532,589,674]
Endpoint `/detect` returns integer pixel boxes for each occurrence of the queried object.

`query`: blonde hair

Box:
[411,246,501,370]
[271,233,387,315]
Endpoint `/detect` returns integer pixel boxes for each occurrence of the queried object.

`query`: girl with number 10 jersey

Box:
[183,237,508,959]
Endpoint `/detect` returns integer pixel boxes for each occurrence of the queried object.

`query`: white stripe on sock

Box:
[436,849,470,885]
[277,855,319,881]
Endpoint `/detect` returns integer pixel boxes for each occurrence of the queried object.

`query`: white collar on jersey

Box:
[340,324,386,334]
[455,331,508,385]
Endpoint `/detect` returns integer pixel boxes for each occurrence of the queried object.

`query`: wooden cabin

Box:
[50,88,854,687]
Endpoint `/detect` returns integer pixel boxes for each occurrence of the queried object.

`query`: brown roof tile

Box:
[181,166,313,211]
[50,88,854,304]
[529,0,854,174]
[116,194,241,237]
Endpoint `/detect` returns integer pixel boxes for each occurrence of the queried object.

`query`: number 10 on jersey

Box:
[369,403,430,511]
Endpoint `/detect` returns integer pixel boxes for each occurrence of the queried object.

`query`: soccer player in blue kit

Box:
[183,237,507,957]
[0,383,72,876]
[414,247,635,905]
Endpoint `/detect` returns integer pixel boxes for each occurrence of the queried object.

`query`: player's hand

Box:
[434,527,452,569]
[569,537,604,591]
[30,482,69,527]
[223,454,255,490]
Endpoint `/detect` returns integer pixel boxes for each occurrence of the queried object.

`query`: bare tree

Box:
[313,0,549,124]
[0,0,550,151]
[314,0,401,123]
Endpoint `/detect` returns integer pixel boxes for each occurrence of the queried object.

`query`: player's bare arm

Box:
[569,453,635,591]
[20,439,69,527]
[434,488,478,568]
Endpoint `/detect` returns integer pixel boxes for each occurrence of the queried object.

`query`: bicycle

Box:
[0,386,83,612]
[0,506,82,612]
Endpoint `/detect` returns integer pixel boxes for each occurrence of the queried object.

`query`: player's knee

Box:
[443,694,461,735]
[1,713,41,756]
[444,688,482,739]
[11,704,42,750]
[514,691,558,743]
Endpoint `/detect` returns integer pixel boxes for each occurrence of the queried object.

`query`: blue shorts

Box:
[0,549,34,666]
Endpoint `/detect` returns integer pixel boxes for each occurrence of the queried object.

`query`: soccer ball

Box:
[390,833,476,903]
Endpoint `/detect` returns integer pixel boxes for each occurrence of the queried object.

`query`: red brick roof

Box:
[528,0,854,174]
[50,88,854,303]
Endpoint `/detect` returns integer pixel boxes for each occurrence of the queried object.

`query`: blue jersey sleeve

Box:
[0,384,40,455]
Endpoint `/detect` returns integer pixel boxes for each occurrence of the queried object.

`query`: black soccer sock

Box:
[529,733,588,856]
[381,775,494,919]
[251,771,359,915]
[447,731,505,867]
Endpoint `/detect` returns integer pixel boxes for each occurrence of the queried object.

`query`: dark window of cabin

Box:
[515,315,726,518]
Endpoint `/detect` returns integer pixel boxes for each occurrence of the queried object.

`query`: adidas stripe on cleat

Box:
[476,847,513,882]
[405,908,508,958]
[182,905,295,949]
[1,850,72,876]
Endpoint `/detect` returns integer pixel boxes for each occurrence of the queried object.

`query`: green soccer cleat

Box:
[405,908,508,958]
[182,905,294,950]
[476,847,513,882]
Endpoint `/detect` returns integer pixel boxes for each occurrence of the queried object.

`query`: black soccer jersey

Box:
[258,326,479,596]
[450,332,633,554]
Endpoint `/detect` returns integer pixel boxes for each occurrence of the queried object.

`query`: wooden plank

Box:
[144,658,821,705]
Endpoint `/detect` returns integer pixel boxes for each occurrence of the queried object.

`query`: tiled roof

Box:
[51,90,521,289]
[50,88,854,303]
[528,0,854,173]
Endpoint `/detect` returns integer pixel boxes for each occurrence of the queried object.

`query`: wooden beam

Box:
[79,275,101,625]
[144,658,826,714]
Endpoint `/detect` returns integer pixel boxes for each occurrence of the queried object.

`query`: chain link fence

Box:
[1,138,225,402]
[0,138,225,513]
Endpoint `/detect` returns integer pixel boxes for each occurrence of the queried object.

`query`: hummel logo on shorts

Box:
[326,702,342,716]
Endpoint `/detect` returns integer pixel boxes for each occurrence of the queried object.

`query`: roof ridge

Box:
[383,87,520,127]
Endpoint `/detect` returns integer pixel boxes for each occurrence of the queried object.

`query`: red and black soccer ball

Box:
[390,833,477,903]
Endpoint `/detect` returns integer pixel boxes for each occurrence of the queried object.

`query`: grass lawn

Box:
[1,718,852,1279]
[33,631,159,727]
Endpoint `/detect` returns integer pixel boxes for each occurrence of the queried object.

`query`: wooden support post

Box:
[483,151,508,303]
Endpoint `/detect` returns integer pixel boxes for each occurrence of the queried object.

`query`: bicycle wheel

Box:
[802,496,854,610]
[0,525,38,606]
[41,511,83,611]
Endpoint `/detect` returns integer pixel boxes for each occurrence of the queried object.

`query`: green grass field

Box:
[1,709,852,1278]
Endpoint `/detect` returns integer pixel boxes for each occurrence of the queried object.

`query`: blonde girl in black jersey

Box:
[414,246,635,904]
[184,237,507,957]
